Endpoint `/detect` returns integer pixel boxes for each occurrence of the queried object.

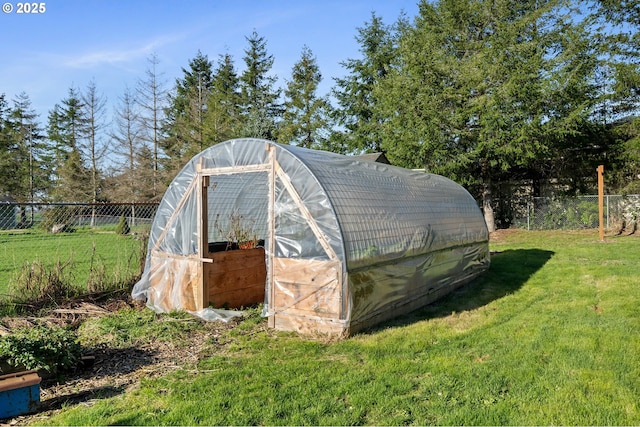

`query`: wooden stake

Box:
[196,161,209,311]
[267,144,276,328]
[598,165,604,242]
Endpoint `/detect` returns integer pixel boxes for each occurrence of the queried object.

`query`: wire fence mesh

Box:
[0,202,158,296]
[1,195,638,296]
[511,195,640,231]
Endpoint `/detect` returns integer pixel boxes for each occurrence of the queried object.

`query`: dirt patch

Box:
[0,298,242,425]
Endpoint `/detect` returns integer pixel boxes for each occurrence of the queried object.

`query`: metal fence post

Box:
[606,195,609,230]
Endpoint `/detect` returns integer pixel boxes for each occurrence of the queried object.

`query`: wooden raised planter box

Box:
[205,247,267,309]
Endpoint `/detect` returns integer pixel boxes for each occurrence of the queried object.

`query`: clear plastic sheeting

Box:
[132,138,489,336]
[191,308,244,322]
[348,244,489,328]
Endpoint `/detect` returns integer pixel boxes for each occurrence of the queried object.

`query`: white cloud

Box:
[60,33,187,69]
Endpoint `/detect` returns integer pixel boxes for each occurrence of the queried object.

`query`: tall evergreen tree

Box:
[131,144,158,201]
[239,31,282,139]
[47,87,91,201]
[9,93,46,224]
[376,0,599,230]
[203,53,242,144]
[0,94,18,197]
[164,51,214,174]
[280,46,333,149]
[332,13,400,154]
[613,118,640,193]
[45,104,68,196]
[592,0,640,123]
[56,146,92,202]
[539,12,604,196]
[591,0,640,193]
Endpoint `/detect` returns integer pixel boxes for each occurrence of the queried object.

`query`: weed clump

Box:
[1,259,77,315]
[1,256,138,316]
[0,324,82,373]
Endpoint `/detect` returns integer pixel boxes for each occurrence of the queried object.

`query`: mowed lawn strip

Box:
[38,230,640,425]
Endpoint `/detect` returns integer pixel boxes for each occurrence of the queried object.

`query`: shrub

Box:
[115,214,131,235]
[0,324,82,373]
[39,205,77,233]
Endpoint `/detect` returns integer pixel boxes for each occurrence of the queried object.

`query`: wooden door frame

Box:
[196,156,272,312]
[194,144,342,323]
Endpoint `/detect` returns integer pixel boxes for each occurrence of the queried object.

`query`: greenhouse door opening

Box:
[198,166,270,310]
[193,151,345,333]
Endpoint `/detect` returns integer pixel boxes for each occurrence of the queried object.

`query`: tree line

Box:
[1,0,639,230]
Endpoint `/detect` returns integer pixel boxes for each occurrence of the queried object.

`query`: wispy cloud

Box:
[60,33,187,69]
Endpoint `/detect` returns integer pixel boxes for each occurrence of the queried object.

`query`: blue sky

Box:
[1,0,419,122]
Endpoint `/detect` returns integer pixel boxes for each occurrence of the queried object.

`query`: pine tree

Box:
[0,94,18,197]
[47,87,91,201]
[203,53,242,144]
[592,0,640,123]
[163,51,214,174]
[375,0,599,230]
[9,92,46,225]
[133,145,159,201]
[239,31,282,140]
[591,0,640,193]
[45,105,67,196]
[279,46,332,149]
[332,12,400,154]
[57,147,91,202]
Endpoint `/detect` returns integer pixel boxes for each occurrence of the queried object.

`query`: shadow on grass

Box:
[26,346,160,417]
[37,385,126,413]
[372,248,555,331]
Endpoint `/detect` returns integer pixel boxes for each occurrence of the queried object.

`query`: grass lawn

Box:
[37,230,640,425]
[0,228,147,296]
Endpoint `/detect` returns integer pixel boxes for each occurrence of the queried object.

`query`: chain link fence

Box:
[0,202,158,295]
[1,195,638,296]
[511,195,640,231]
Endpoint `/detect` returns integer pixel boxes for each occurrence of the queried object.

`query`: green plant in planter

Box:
[213,210,257,250]
[0,324,82,373]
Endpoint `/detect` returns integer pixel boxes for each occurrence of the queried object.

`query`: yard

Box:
[7,229,640,425]
[0,227,148,298]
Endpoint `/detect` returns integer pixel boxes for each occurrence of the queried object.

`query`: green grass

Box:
[0,227,147,296]
[36,230,640,425]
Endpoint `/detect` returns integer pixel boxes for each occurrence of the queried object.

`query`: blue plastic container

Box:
[0,370,41,419]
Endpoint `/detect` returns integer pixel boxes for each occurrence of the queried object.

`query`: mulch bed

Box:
[0,297,241,425]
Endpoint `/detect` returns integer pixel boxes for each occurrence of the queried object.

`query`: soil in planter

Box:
[208,240,265,253]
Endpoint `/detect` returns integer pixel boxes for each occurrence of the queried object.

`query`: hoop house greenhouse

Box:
[132,138,490,337]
